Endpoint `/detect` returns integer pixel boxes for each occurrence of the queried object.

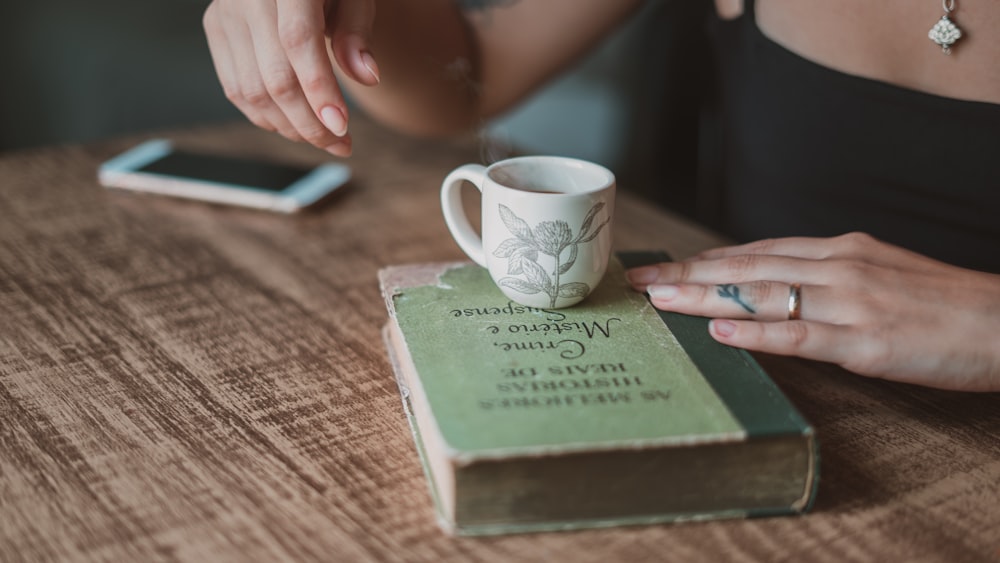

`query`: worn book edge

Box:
[385,320,800,536]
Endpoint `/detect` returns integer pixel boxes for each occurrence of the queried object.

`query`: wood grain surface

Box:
[1,116,998,562]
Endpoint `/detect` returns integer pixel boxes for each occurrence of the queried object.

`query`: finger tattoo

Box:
[716,284,756,314]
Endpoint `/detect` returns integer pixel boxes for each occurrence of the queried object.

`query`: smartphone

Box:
[98,139,351,213]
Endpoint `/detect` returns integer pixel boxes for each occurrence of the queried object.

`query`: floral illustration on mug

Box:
[492,202,610,308]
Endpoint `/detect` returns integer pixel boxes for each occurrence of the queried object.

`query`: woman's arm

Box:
[203,0,642,153]
[339,0,641,136]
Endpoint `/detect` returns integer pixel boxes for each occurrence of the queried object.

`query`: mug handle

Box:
[440,163,488,267]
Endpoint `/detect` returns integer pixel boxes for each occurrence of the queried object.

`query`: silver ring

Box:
[788,283,802,321]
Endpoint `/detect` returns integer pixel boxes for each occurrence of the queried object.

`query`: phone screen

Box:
[138,151,311,192]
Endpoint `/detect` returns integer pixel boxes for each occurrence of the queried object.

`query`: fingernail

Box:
[711,319,737,337]
[626,266,659,286]
[320,106,348,137]
[647,284,679,300]
[345,34,380,85]
[360,50,380,84]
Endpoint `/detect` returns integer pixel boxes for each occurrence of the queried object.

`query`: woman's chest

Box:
[716,0,1000,105]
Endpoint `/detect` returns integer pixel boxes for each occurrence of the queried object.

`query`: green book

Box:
[379,251,818,536]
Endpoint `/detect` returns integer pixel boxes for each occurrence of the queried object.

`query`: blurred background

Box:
[0,1,714,219]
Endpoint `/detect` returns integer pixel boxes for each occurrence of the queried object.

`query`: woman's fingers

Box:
[271,0,352,151]
[694,232,939,273]
[646,281,837,323]
[204,0,375,156]
[708,319,870,369]
[204,6,252,124]
[625,234,1000,391]
[693,236,835,261]
[626,254,837,290]
[208,3,300,139]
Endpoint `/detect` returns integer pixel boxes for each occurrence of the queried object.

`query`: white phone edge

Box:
[98,139,351,213]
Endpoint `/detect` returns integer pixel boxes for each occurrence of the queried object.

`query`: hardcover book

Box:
[379,251,818,536]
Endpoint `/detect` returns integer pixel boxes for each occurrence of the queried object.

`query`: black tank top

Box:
[709,0,1000,272]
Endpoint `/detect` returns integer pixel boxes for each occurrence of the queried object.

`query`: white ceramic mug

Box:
[441,156,615,309]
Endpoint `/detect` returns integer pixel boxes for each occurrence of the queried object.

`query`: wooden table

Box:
[2,116,998,562]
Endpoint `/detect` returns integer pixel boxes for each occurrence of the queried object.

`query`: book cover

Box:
[379,251,819,536]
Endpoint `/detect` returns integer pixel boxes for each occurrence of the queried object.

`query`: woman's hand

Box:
[626,232,1000,392]
[203,0,380,157]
